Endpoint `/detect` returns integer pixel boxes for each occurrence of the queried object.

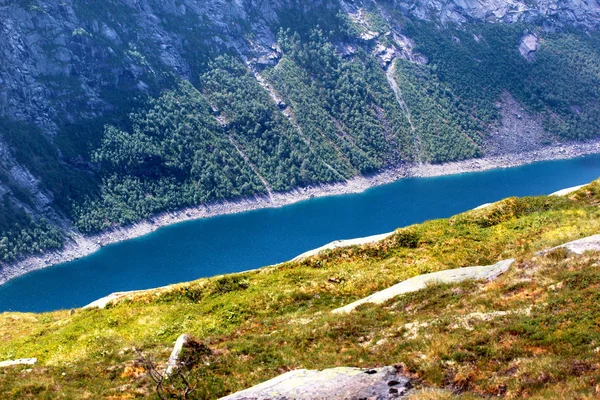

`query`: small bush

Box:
[395,230,421,248]
[208,276,250,296]
[545,247,570,262]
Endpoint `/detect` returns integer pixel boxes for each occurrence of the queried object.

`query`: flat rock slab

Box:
[292,232,394,262]
[473,202,493,210]
[83,284,172,309]
[550,184,586,197]
[333,259,515,314]
[220,366,411,400]
[540,234,600,255]
[0,358,37,368]
[83,292,127,309]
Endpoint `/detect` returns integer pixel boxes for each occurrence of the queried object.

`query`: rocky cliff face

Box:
[401,0,600,28]
[0,0,287,132]
[1,0,599,134]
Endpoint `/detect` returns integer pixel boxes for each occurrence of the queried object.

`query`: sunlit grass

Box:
[1,181,600,398]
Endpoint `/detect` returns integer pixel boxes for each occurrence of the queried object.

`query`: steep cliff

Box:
[1,0,599,131]
[401,0,600,28]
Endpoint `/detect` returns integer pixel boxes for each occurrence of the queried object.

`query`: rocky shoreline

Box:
[1,139,599,286]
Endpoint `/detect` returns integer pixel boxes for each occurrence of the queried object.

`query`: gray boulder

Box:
[220,366,412,400]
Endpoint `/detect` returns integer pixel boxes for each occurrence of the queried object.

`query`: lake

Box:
[1,154,600,312]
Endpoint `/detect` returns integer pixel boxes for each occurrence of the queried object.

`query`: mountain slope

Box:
[1,180,600,398]
[1,0,600,265]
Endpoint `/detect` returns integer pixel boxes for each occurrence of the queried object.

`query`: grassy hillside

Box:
[1,181,600,398]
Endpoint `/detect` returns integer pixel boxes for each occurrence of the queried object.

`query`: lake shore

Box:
[1,138,600,286]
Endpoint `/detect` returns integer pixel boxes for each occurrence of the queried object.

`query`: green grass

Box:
[1,181,600,398]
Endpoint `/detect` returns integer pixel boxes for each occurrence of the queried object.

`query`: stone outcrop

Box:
[333,258,515,314]
[0,358,37,368]
[291,232,395,262]
[550,184,586,196]
[519,32,540,61]
[399,0,600,29]
[540,234,600,255]
[0,138,52,215]
[82,285,172,309]
[220,366,412,400]
[0,0,292,132]
[165,334,192,377]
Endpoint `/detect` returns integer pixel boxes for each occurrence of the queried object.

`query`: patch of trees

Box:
[522,32,600,139]
[275,29,392,171]
[405,22,600,141]
[76,81,267,232]
[200,55,339,190]
[270,28,482,165]
[0,119,96,214]
[392,60,482,163]
[0,199,63,262]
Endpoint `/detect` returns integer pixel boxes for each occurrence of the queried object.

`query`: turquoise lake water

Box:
[1,154,600,313]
